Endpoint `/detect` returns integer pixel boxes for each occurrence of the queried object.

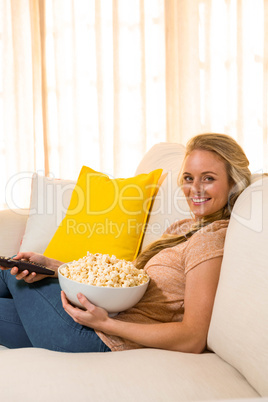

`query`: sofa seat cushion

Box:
[0,348,259,401]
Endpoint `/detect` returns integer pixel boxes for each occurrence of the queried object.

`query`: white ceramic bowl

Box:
[58,263,149,316]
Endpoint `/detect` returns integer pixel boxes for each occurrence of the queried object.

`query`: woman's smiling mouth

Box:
[191,197,211,205]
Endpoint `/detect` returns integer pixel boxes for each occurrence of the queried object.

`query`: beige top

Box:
[96,219,229,351]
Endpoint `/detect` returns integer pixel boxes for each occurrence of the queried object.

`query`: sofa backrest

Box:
[135,142,190,249]
[138,143,268,395]
[208,176,268,397]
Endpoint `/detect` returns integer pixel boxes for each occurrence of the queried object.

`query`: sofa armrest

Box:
[0,209,29,256]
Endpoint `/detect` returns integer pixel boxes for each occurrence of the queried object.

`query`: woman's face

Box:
[182,149,232,220]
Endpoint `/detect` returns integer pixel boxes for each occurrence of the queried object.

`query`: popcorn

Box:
[60,252,149,288]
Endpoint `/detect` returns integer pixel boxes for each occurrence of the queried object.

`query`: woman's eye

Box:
[183,176,193,182]
[204,176,215,182]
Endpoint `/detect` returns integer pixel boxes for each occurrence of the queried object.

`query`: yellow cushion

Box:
[44,166,163,262]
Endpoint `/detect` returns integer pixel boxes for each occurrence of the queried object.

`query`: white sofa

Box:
[0,143,267,402]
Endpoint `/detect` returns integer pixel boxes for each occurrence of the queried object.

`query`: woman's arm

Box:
[61,256,222,353]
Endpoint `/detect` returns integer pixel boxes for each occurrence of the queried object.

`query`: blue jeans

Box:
[0,269,110,352]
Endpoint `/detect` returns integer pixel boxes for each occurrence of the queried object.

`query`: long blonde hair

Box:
[135,133,251,269]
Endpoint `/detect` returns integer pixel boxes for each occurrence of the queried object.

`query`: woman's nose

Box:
[191,179,203,194]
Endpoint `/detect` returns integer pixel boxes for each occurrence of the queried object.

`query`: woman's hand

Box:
[61,291,110,331]
[7,252,62,283]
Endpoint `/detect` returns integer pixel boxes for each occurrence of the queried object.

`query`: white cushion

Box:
[208,176,268,397]
[135,142,190,249]
[0,209,28,256]
[20,174,76,254]
[0,348,259,401]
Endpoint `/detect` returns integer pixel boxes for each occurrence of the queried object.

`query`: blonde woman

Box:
[0,134,251,353]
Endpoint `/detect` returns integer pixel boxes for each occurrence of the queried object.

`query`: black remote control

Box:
[0,256,55,275]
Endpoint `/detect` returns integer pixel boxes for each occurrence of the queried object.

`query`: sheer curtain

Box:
[42,0,166,180]
[0,0,166,209]
[0,0,45,209]
[165,0,268,174]
[0,0,267,210]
